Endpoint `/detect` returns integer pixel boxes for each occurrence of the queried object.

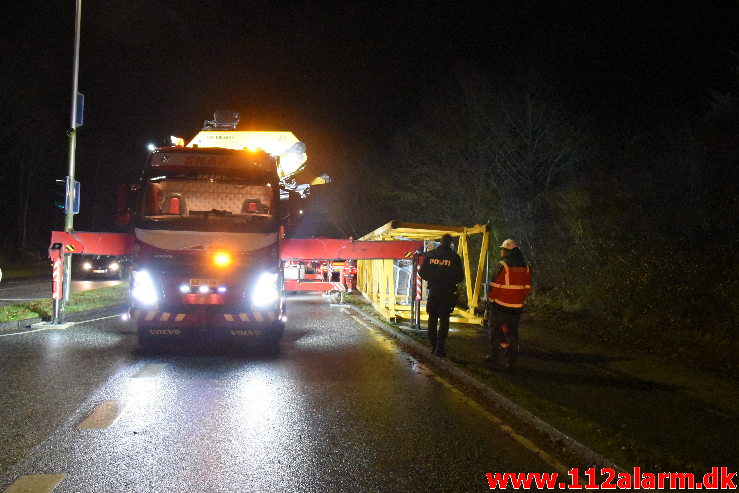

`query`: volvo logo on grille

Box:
[149,329,181,335]
[230,330,261,336]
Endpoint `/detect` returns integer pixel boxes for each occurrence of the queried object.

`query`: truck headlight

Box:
[253,272,278,307]
[132,270,158,305]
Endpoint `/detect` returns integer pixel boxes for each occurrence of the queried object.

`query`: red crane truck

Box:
[123,123,307,348]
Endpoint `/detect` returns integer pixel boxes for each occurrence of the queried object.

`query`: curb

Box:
[64,304,128,321]
[0,304,127,332]
[0,317,43,331]
[347,304,625,473]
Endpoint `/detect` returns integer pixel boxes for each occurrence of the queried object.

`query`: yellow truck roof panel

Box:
[187,130,307,180]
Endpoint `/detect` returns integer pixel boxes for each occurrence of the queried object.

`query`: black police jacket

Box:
[418,245,464,298]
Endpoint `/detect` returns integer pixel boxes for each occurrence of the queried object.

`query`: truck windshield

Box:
[136,170,278,233]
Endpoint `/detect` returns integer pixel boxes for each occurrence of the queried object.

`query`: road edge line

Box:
[347,305,625,473]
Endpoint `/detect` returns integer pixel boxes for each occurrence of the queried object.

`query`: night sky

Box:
[2,1,738,248]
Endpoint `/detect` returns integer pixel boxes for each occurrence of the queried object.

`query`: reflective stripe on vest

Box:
[488,261,531,308]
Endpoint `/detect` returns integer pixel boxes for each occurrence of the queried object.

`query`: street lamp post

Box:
[57,0,82,323]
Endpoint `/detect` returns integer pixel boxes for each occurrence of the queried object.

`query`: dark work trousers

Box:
[427,295,454,347]
[488,308,521,362]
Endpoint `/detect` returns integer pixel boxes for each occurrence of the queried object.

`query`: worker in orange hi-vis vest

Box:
[485,239,532,369]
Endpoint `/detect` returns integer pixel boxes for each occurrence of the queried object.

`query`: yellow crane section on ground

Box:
[357,221,490,325]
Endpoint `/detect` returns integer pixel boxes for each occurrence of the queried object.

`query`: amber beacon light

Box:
[213,252,233,268]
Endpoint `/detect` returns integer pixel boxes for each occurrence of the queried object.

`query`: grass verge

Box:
[526,300,738,380]
[0,284,128,322]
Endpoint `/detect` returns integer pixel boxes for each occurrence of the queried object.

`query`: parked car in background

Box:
[80,255,131,280]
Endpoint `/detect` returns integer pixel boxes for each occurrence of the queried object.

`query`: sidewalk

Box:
[389,316,738,473]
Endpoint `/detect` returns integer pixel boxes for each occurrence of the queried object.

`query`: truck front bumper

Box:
[132,305,284,340]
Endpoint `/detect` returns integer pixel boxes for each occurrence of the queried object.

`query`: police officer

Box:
[485,239,532,369]
[418,234,464,357]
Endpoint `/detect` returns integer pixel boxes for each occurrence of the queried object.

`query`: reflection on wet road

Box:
[0,295,560,492]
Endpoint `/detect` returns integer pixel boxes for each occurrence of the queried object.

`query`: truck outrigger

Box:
[47,112,423,348]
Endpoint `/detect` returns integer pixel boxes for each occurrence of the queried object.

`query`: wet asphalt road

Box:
[0,294,557,492]
[0,276,124,307]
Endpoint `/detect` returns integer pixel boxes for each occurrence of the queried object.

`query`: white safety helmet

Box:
[500,239,517,250]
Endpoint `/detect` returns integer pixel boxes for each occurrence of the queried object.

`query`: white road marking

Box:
[0,326,72,338]
[76,400,125,430]
[133,363,167,378]
[1,313,123,337]
[432,375,571,476]
[2,474,66,493]
[75,314,124,324]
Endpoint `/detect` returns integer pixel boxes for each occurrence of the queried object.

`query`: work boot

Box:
[434,340,447,358]
[428,336,437,354]
[502,348,517,370]
[483,352,499,365]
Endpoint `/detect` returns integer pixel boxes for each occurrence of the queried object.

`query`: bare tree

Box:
[391,63,586,266]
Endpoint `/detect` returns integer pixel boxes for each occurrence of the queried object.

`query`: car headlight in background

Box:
[132,270,158,305]
[109,261,120,271]
[82,262,92,270]
[253,272,279,307]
